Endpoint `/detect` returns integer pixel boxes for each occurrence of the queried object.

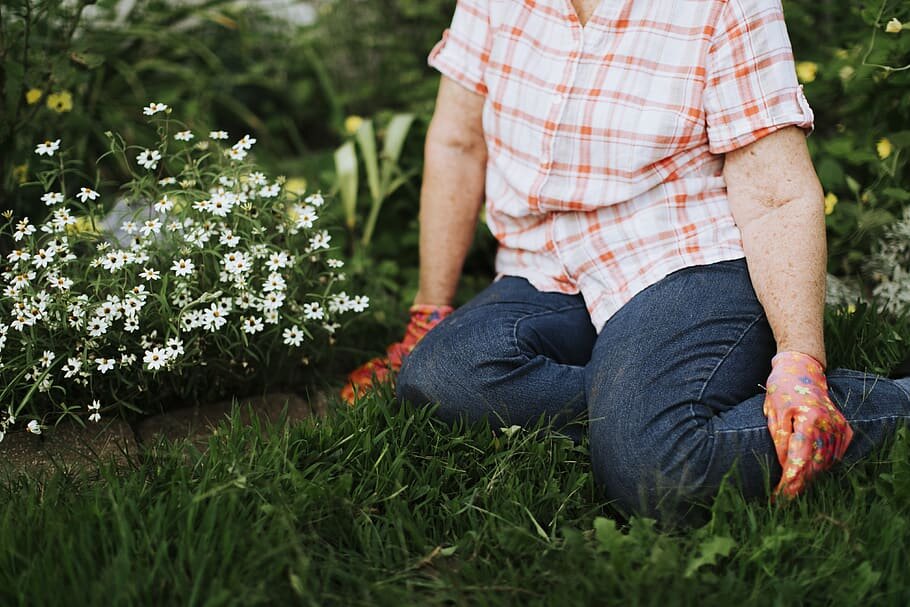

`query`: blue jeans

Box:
[397,258,910,520]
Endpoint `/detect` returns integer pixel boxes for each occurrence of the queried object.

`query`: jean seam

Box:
[692,311,767,431]
[511,304,589,359]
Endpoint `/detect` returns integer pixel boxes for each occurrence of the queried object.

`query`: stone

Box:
[0,417,137,478]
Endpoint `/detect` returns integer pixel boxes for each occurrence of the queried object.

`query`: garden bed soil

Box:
[0,391,327,475]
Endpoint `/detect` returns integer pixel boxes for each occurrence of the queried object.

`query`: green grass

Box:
[1,304,910,606]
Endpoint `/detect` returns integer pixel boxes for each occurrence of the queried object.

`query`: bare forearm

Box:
[413,137,486,306]
[739,196,827,368]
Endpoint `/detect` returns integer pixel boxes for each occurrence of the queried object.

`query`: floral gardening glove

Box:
[340,304,454,404]
[763,351,854,499]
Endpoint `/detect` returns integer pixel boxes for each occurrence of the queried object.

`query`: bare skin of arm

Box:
[413,76,488,307]
[723,126,827,368]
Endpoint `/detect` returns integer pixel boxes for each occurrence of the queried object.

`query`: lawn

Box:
[2,304,909,606]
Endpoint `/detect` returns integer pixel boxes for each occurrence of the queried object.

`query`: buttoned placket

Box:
[538,14,589,287]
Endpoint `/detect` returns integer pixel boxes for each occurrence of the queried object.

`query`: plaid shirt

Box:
[428,0,814,331]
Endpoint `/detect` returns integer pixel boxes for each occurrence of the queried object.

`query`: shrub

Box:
[0,104,368,439]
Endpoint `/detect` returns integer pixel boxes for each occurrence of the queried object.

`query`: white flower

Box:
[124,318,140,333]
[139,267,161,281]
[248,171,267,186]
[77,187,100,203]
[143,347,168,371]
[327,258,344,269]
[262,272,286,292]
[242,316,264,334]
[42,192,65,206]
[266,251,291,271]
[140,218,162,237]
[121,220,139,235]
[35,139,61,156]
[174,130,194,141]
[283,325,304,347]
[259,183,280,198]
[210,130,229,140]
[192,198,212,213]
[261,291,286,311]
[303,302,325,320]
[32,246,56,269]
[227,147,248,161]
[86,317,110,337]
[27,420,42,434]
[159,176,177,186]
[63,357,83,378]
[96,358,115,374]
[40,350,56,367]
[323,322,341,335]
[136,149,162,170]
[305,192,325,207]
[208,192,235,217]
[294,205,317,230]
[235,134,257,150]
[219,230,240,248]
[7,249,30,263]
[171,258,195,277]
[351,295,370,313]
[14,218,36,241]
[154,195,174,213]
[48,274,73,290]
[202,303,229,332]
[309,230,331,250]
[222,251,251,275]
[143,102,168,116]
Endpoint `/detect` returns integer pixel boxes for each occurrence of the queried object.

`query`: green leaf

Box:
[355,119,381,204]
[593,517,631,553]
[334,140,359,230]
[684,535,736,578]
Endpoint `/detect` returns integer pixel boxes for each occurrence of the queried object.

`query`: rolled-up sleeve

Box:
[427,0,493,96]
[703,0,814,154]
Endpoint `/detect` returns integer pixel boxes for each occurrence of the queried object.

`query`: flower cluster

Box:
[0,105,367,437]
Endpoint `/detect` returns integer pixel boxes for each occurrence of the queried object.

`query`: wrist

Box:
[772,350,826,374]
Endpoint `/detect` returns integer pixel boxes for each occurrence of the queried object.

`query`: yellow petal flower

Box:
[25,89,42,105]
[12,163,28,184]
[46,90,73,113]
[824,192,838,215]
[885,18,903,34]
[284,177,308,197]
[344,115,364,135]
[877,137,893,160]
[796,61,818,84]
[838,66,854,82]
[846,304,856,314]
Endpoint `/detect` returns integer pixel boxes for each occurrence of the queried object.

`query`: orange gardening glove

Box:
[763,351,854,500]
[340,304,454,404]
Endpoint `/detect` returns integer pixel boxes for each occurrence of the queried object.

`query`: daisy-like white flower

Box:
[35,139,61,156]
[32,246,56,269]
[88,400,101,423]
[171,258,195,277]
[294,205,317,230]
[139,267,161,281]
[235,134,257,150]
[259,183,280,198]
[350,295,370,313]
[159,176,177,186]
[227,147,247,161]
[7,249,30,263]
[210,130,229,140]
[323,322,341,335]
[42,192,65,206]
[202,302,229,332]
[219,230,240,248]
[136,149,162,170]
[154,195,174,213]
[247,171,268,186]
[192,199,211,213]
[143,102,168,116]
[326,258,344,269]
[309,230,331,250]
[48,274,73,290]
[86,317,110,338]
[174,130,194,141]
[222,251,250,275]
[262,272,286,292]
[261,291,286,311]
[305,192,325,207]
[121,220,139,235]
[124,318,140,333]
[143,346,168,371]
[27,420,42,435]
[77,187,99,203]
[140,218,162,237]
[242,316,264,334]
[14,218,36,241]
[63,357,83,378]
[283,325,305,347]
[40,350,56,367]
[266,251,291,271]
[303,302,325,321]
[96,358,115,374]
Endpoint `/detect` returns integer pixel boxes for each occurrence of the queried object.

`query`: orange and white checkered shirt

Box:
[428,0,814,331]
